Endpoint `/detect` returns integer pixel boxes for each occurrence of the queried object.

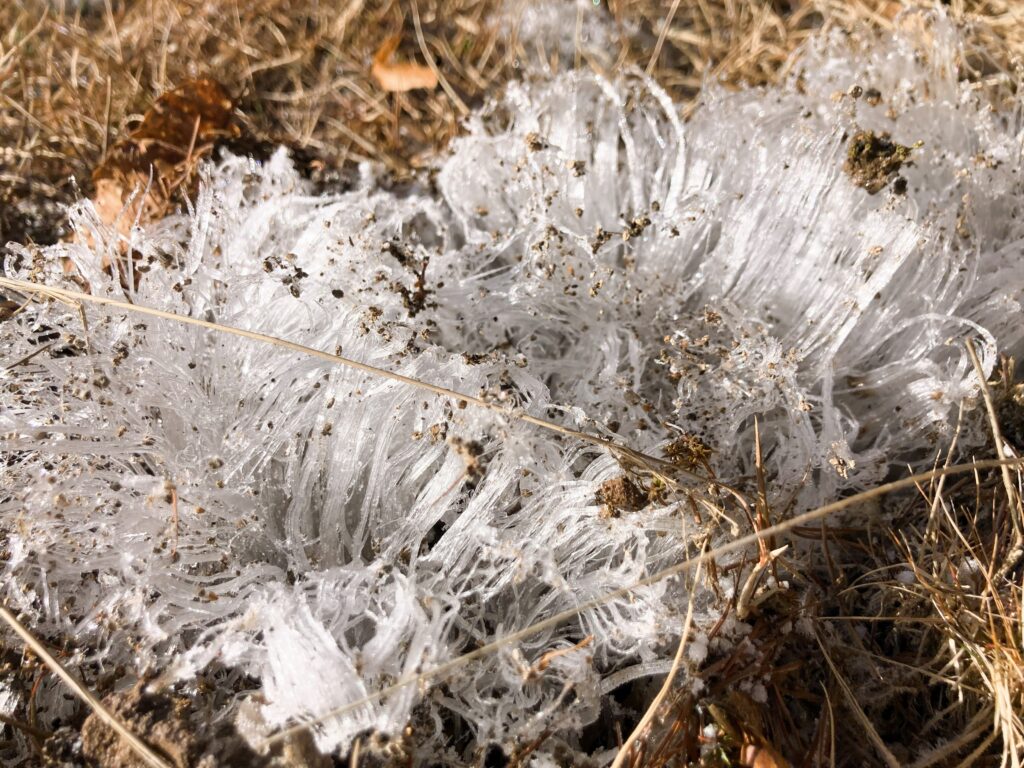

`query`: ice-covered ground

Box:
[2,6,1023,763]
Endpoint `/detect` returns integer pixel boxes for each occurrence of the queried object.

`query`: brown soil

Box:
[597,475,649,515]
[79,680,270,768]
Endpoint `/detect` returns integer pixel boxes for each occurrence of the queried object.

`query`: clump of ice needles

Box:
[2,7,1022,763]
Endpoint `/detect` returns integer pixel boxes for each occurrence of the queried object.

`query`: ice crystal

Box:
[2,7,1023,763]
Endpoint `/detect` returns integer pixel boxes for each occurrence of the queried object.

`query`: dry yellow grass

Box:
[619,461,1024,766]
[618,0,1024,104]
[0,0,518,244]
[3,1,1023,243]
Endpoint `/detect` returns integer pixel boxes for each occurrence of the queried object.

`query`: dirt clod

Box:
[80,680,271,768]
[844,130,917,194]
[525,132,550,152]
[597,476,648,516]
[41,726,85,767]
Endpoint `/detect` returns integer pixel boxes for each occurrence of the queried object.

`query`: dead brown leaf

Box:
[91,78,239,233]
[371,34,438,92]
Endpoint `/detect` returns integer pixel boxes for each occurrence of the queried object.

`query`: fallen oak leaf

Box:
[371,33,438,92]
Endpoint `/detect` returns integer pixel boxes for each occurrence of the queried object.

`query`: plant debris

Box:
[597,475,648,515]
[3,3,1024,768]
[91,78,239,232]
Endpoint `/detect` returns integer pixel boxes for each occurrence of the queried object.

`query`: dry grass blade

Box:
[0,606,172,768]
[0,0,517,244]
[0,8,48,71]
[822,686,837,766]
[610,542,704,768]
[735,544,788,620]
[875,414,1024,766]
[3,339,56,371]
[3,2,1024,765]
[4,277,1022,759]
[411,0,467,113]
[617,0,1024,110]
[0,711,50,740]
[0,275,707,488]
[644,0,681,76]
[966,339,1024,537]
[814,627,900,768]
[909,705,995,768]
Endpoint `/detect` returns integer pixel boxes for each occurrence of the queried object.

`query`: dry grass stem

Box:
[258,457,1022,750]
[0,275,707,488]
[611,544,704,768]
[3,2,1024,764]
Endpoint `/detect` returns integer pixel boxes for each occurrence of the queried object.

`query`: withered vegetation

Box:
[1,0,520,244]
[3,1,1023,241]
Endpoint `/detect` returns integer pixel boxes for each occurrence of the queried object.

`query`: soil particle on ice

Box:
[844,129,916,194]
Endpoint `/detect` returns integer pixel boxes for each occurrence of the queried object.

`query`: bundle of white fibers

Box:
[2,6,1022,763]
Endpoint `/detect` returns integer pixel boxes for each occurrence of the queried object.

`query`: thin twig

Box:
[0,710,51,740]
[753,416,771,560]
